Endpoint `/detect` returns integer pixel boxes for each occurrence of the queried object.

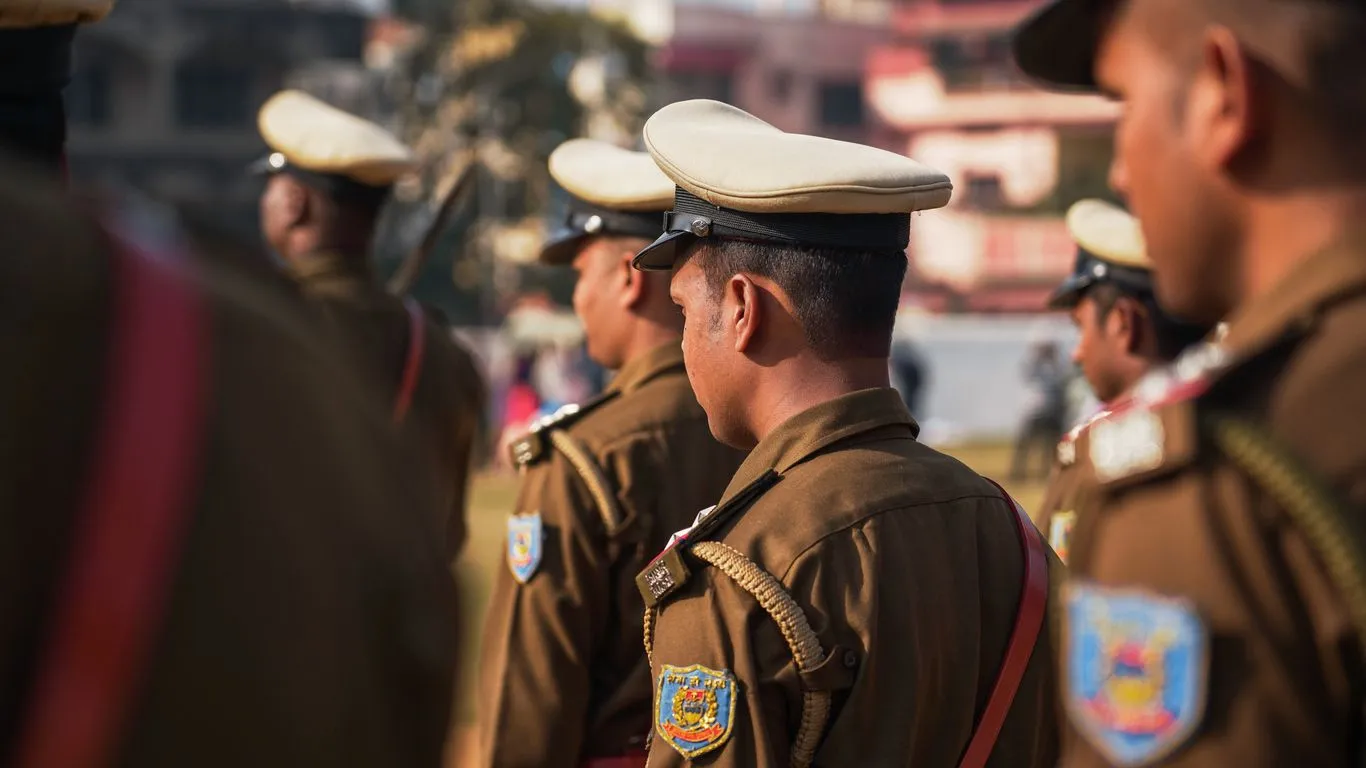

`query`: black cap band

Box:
[1048,246,1156,309]
[633,187,911,270]
[250,153,392,207]
[539,194,664,264]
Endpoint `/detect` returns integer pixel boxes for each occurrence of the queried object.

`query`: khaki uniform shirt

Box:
[0,174,457,766]
[640,388,1060,768]
[1037,409,1112,565]
[1059,243,1366,767]
[476,343,746,767]
[289,251,486,557]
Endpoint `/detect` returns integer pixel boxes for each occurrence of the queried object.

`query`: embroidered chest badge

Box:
[506,512,543,583]
[1049,511,1076,565]
[1065,582,1208,767]
[655,664,737,758]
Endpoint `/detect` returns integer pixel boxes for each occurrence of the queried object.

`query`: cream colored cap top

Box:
[548,139,675,212]
[642,99,952,214]
[1065,198,1149,269]
[257,90,416,187]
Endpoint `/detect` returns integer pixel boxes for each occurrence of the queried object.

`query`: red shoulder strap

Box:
[393,297,426,423]
[12,231,208,768]
[957,479,1050,768]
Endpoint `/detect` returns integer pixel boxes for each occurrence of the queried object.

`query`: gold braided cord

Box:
[690,541,831,768]
[1205,413,1366,658]
[547,430,625,535]
[643,605,656,661]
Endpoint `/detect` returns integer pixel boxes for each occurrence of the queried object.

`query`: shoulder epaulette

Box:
[507,389,620,468]
[1083,396,1199,489]
[1057,408,1111,467]
[636,470,780,609]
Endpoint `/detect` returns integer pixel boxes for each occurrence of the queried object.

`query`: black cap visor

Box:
[633,226,700,272]
[248,151,392,207]
[1012,0,1108,90]
[540,202,665,265]
[539,226,589,266]
[1047,273,1097,310]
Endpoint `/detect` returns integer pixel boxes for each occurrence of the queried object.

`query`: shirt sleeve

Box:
[474,446,612,768]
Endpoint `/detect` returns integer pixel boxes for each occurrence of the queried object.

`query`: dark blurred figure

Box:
[0,1,111,176]
[890,337,927,416]
[1009,340,1068,481]
[0,153,457,767]
[254,89,486,559]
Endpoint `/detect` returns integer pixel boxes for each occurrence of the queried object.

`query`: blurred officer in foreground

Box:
[0,0,110,175]
[254,90,485,558]
[1015,0,1366,765]
[476,139,745,768]
[1037,199,1210,563]
[631,100,1059,768]
[0,152,457,766]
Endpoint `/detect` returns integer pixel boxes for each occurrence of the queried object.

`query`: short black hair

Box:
[1086,282,1211,362]
[690,238,909,360]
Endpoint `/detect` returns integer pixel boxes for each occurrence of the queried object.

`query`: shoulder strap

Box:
[547,430,628,537]
[957,480,1050,768]
[393,297,426,423]
[13,229,208,768]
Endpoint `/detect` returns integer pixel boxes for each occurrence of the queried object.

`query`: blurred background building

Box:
[65,0,1111,441]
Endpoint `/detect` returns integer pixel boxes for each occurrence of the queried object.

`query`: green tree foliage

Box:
[376,2,653,325]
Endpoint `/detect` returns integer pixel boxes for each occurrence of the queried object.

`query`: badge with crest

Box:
[1065,582,1208,766]
[655,664,737,758]
[506,512,543,583]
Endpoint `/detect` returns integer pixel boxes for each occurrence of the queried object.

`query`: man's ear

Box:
[1111,296,1147,355]
[620,246,646,308]
[729,274,761,354]
[1189,27,1260,173]
[282,180,310,228]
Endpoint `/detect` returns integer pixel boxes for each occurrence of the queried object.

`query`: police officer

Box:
[475,139,746,768]
[1014,0,1366,765]
[254,90,485,557]
[1,150,457,766]
[630,100,1059,768]
[0,0,111,174]
[1037,199,1209,563]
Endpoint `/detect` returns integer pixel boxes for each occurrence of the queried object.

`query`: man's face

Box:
[1095,3,1238,325]
[571,236,632,370]
[259,174,301,259]
[1070,294,1128,403]
[670,251,746,447]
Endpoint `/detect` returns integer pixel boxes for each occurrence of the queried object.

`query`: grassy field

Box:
[447,442,1046,763]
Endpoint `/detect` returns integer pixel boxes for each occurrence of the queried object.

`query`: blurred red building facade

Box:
[656,0,1122,314]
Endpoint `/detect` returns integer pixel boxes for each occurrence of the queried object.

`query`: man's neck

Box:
[1241,190,1366,309]
[618,317,684,364]
[747,356,891,443]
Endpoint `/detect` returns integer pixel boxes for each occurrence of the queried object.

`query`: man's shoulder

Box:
[717,440,1003,576]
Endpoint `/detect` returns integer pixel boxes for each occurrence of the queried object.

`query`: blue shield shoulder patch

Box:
[1065,582,1208,767]
[655,664,737,758]
[506,512,543,583]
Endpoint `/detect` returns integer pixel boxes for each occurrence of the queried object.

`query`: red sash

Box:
[12,230,208,768]
[392,297,426,423]
[957,480,1050,768]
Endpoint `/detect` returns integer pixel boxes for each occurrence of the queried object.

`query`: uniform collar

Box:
[286,249,377,299]
[1221,240,1366,361]
[720,387,918,504]
[608,341,686,394]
